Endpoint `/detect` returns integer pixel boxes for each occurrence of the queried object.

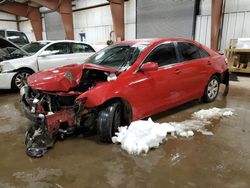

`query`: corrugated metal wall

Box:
[195,15,211,48]
[73,0,136,44]
[195,0,250,50]
[0,12,17,30]
[220,12,250,50]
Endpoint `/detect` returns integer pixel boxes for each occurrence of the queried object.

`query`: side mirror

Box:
[140,62,158,72]
[39,50,59,57]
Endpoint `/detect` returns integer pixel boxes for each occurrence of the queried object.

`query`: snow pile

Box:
[112,119,175,155]
[112,108,234,155]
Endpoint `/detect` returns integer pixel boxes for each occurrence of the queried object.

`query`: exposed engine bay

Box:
[0,37,26,62]
[22,68,116,157]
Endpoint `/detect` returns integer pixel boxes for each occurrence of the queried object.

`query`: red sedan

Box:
[21,38,229,157]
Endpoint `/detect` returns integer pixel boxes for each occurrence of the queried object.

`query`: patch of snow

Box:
[193,107,234,120]
[112,108,234,155]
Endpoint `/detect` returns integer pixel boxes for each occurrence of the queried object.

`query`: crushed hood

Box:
[0,37,20,49]
[27,63,117,92]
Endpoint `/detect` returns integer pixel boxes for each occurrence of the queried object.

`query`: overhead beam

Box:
[211,0,224,50]
[0,2,42,40]
[31,0,74,40]
[108,0,125,41]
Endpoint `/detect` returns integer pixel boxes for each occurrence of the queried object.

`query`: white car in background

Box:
[0,40,97,90]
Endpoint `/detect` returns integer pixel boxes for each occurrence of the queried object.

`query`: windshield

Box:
[10,42,50,57]
[22,42,50,55]
[84,44,148,70]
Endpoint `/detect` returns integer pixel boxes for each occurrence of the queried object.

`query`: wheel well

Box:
[15,67,35,74]
[101,97,132,126]
[211,73,221,82]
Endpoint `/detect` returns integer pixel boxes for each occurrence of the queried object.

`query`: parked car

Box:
[0,29,30,47]
[21,38,229,157]
[0,40,96,90]
[0,37,29,62]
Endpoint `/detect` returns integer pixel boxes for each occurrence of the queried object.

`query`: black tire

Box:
[203,75,220,103]
[11,69,33,90]
[97,102,122,142]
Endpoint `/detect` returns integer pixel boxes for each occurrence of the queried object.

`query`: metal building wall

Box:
[195,0,250,50]
[136,0,196,39]
[73,0,136,44]
[0,12,17,30]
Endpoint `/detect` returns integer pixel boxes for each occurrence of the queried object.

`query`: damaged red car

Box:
[21,38,229,157]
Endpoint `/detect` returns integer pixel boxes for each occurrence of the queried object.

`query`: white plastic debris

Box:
[112,108,234,155]
[107,73,117,82]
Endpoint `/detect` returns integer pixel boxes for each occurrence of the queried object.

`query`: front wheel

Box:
[11,70,33,90]
[203,75,220,103]
[97,102,122,142]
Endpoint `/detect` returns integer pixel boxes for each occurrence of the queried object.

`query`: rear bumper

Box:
[221,69,229,85]
[221,69,229,96]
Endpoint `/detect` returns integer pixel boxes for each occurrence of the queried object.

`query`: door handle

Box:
[175,69,181,74]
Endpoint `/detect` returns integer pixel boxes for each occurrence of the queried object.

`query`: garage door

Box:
[136,0,196,39]
[44,12,64,40]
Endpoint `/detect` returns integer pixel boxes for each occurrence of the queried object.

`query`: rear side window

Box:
[7,31,29,44]
[72,43,95,53]
[177,42,209,61]
[0,30,5,37]
[45,42,71,55]
[144,43,177,67]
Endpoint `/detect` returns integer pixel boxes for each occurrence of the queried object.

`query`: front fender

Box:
[76,82,118,108]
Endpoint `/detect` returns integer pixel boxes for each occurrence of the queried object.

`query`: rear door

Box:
[37,42,72,70]
[70,42,95,64]
[175,42,210,101]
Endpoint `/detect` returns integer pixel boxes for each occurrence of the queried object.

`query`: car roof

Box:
[36,40,93,46]
[117,38,198,46]
[0,29,25,33]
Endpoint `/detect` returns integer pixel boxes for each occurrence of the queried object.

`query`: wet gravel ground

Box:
[0,74,250,188]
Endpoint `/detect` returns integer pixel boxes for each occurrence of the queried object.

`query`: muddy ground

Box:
[0,75,250,188]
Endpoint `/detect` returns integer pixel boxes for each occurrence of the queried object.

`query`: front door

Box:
[37,42,72,70]
[126,42,183,118]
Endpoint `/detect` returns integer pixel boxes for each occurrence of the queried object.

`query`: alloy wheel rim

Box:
[15,72,31,89]
[207,79,219,99]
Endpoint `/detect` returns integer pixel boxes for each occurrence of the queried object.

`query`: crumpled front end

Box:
[21,86,79,157]
[21,66,113,157]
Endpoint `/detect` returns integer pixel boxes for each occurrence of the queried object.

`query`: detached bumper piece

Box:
[25,115,55,158]
[25,109,74,158]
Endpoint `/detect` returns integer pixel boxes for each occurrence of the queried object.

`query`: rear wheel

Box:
[11,69,33,90]
[97,102,122,142]
[203,75,220,102]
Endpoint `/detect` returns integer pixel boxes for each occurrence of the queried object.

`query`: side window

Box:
[177,42,209,61]
[7,31,29,44]
[144,43,177,67]
[0,30,5,38]
[72,43,95,53]
[45,43,70,55]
